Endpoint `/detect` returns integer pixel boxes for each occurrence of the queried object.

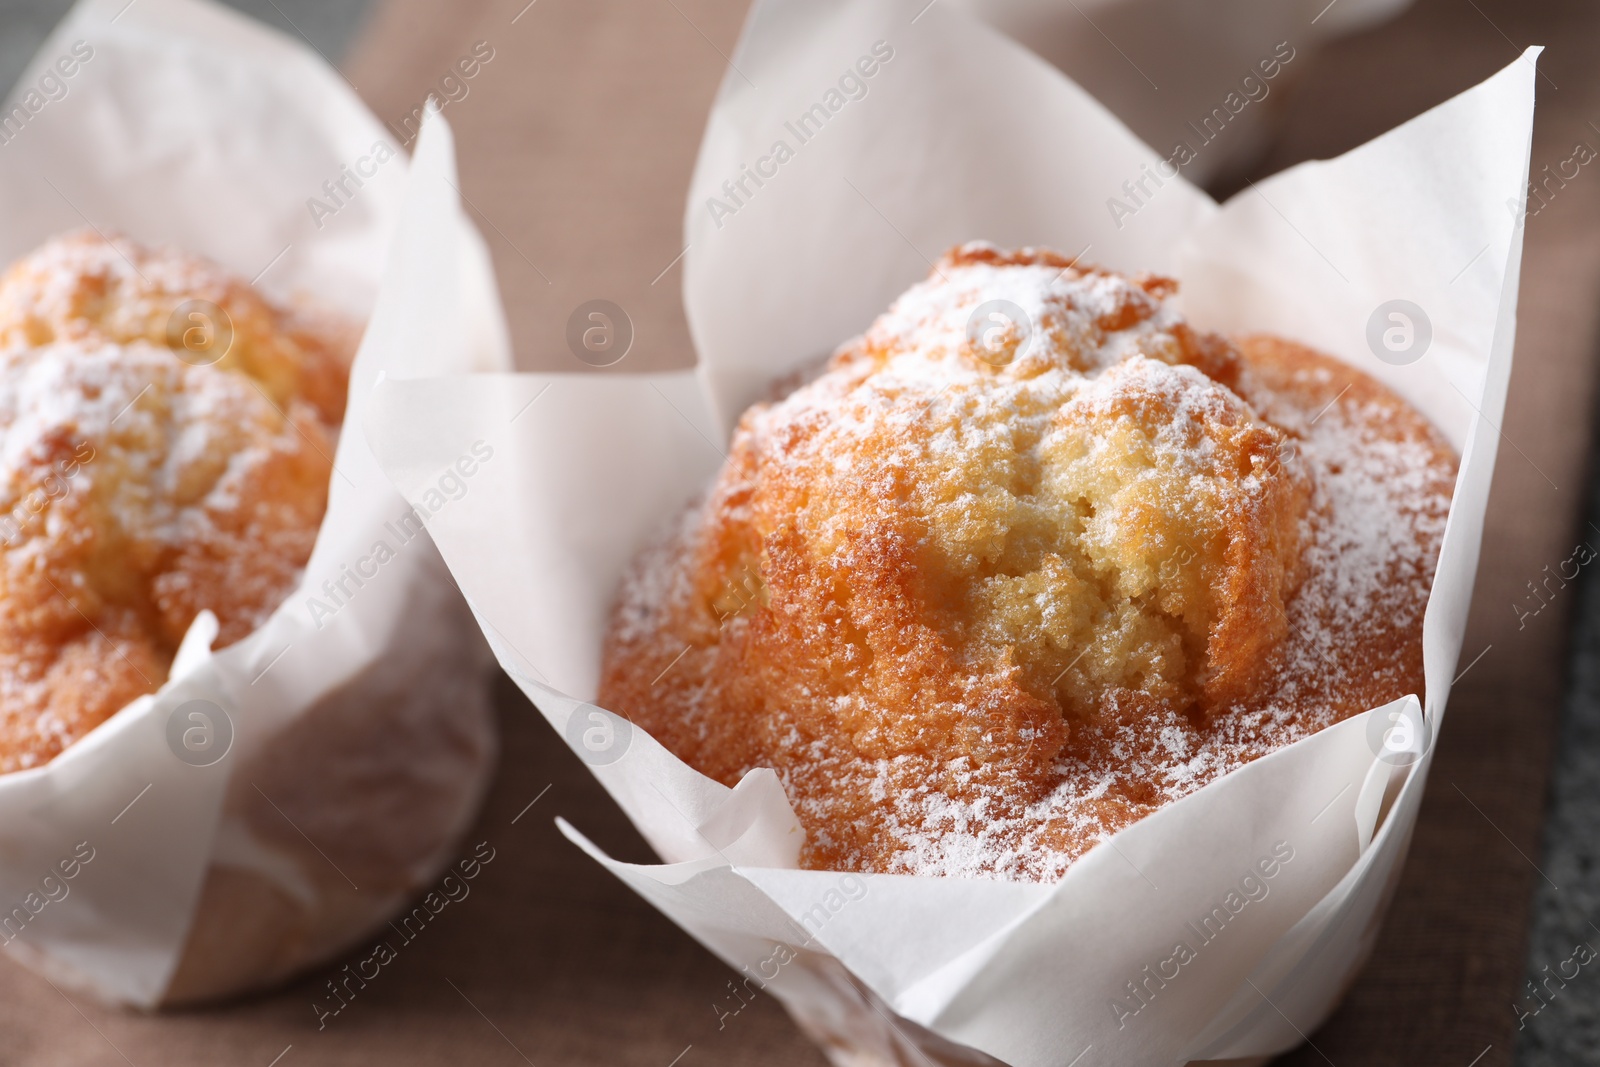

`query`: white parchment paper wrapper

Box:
[365,2,1534,1062]
[0,0,509,1007]
[952,0,1414,187]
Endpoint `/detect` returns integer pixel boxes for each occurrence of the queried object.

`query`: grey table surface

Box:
[1517,425,1600,1062]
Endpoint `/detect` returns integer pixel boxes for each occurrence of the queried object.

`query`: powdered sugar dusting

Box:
[601,247,1456,882]
[0,231,349,774]
[864,387,1452,880]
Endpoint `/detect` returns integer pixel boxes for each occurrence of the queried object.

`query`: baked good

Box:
[0,229,349,423]
[0,231,351,774]
[597,243,1456,881]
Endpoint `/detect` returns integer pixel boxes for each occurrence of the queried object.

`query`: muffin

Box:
[597,243,1455,881]
[0,231,351,773]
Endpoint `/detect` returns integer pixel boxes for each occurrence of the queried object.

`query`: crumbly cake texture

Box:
[0,231,351,774]
[598,244,1457,882]
[0,229,352,424]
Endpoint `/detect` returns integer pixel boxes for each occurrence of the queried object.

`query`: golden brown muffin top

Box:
[0,232,349,774]
[0,229,351,424]
[601,244,1456,880]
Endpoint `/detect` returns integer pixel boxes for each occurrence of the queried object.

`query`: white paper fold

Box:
[949,0,1414,188]
[365,2,1533,1062]
[0,0,508,1006]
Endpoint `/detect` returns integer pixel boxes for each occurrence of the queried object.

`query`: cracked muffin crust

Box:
[599,244,1456,881]
[0,232,352,773]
